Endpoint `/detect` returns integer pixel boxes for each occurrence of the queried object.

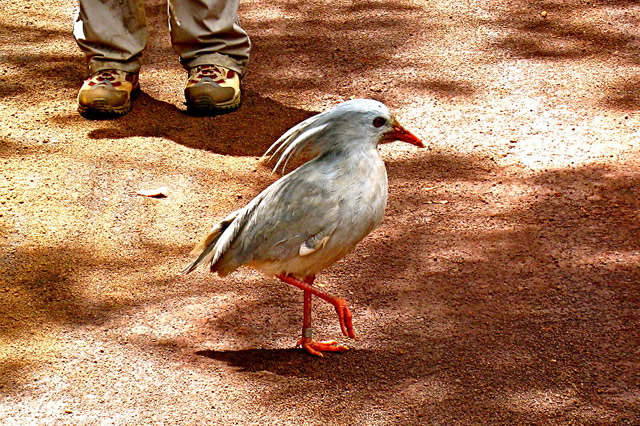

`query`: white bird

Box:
[182,99,423,356]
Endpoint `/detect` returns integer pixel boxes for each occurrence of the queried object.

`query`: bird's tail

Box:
[180,214,237,274]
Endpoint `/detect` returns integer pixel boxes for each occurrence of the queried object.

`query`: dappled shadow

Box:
[3,140,639,421]
[140,156,637,421]
[0,21,81,100]
[1,0,471,108]
[0,22,69,44]
[0,52,80,100]
[603,77,640,110]
[238,0,434,101]
[2,0,640,422]
[487,0,640,113]
[0,245,125,389]
[0,237,197,391]
[134,0,469,105]
[0,243,186,339]
[295,160,639,421]
[418,79,477,99]
[3,0,639,113]
[386,150,494,182]
[489,0,640,62]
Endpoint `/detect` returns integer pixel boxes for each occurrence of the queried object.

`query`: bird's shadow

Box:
[195,348,355,376]
[195,347,431,381]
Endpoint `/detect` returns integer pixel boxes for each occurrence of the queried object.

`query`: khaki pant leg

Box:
[74,0,148,75]
[168,0,250,75]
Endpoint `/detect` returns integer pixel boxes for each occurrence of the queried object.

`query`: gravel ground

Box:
[1,0,639,424]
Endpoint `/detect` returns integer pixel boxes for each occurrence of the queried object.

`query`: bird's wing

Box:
[182,163,342,276]
[221,164,342,270]
[299,232,331,256]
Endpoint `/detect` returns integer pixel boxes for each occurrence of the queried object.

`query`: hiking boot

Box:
[185,64,241,115]
[77,69,139,118]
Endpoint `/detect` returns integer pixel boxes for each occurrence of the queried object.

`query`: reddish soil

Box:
[1,0,639,423]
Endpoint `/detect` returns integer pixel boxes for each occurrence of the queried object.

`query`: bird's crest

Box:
[261,110,331,174]
[261,99,395,174]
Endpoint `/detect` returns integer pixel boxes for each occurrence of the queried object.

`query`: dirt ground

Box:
[1,0,639,424]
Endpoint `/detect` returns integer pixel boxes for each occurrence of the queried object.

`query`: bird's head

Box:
[327,99,424,148]
[264,99,424,173]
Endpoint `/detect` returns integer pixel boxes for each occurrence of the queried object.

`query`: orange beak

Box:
[384,122,424,147]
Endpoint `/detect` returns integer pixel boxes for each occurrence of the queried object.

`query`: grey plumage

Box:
[182,99,421,279]
[182,98,423,355]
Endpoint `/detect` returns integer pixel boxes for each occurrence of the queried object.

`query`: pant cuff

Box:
[87,58,141,76]
[181,53,246,76]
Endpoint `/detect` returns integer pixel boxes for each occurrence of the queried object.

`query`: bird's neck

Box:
[320,142,380,161]
[310,144,385,183]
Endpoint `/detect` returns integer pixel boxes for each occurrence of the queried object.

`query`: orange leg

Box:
[277,273,355,356]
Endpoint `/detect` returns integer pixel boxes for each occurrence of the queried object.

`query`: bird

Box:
[182,99,424,356]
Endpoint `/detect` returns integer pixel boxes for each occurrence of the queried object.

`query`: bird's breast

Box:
[296,152,388,274]
[332,152,388,241]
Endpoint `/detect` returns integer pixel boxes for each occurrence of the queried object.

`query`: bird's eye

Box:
[372,117,386,128]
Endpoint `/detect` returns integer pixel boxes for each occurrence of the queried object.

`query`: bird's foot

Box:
[276,274,358,340]
[334,298,357,339]
[296,337,349,357]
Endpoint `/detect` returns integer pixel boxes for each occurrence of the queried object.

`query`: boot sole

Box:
[186,94,241,116]
[78,86,139,119]
[78,99,132,119]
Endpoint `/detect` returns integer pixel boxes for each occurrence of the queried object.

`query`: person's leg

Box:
[168,0,250,74]
[169,0,250,113]
[74,0,148,117]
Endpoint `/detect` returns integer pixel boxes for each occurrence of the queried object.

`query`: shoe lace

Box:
[92,69,122,82]
[191,65,234,82]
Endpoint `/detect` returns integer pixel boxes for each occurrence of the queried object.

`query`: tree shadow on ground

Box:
[183,159,640,423]
[0,243,185,337]
[486,0,640,111]
[141,0,471,106]
[0,20,80,101]
[237,0,433,95]
[334,162,639,422]
[0,240,194,390]
[489,0,640,62]
[603,78,640,110]
[2,144,639,422]
[2,0,639,422]
[1,0,476,110]
[144,156,637,422]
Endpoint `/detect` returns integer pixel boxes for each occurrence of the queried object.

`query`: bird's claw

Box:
[334,298,357,339]
[296,337,349,357]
